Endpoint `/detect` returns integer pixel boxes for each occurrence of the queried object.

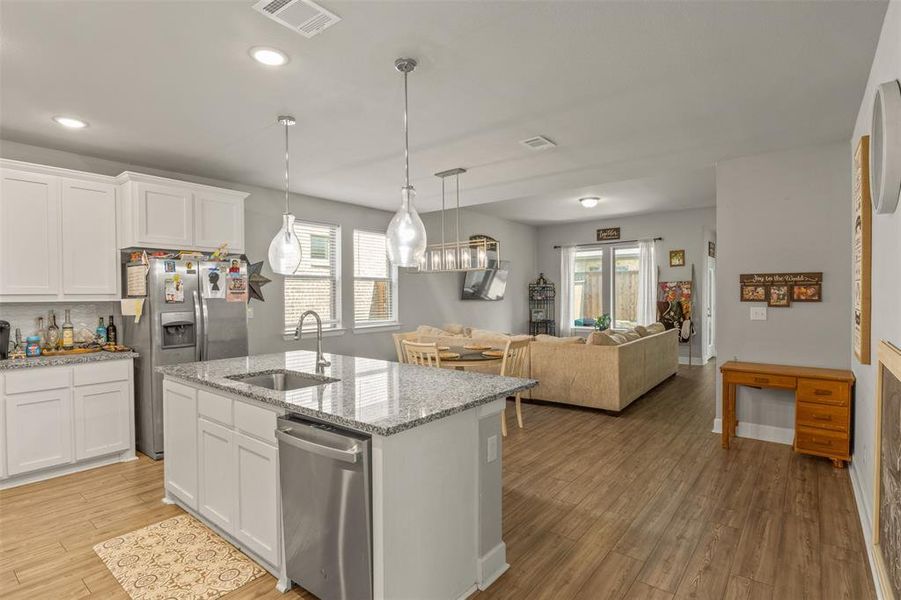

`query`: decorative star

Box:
[247,260,271,303]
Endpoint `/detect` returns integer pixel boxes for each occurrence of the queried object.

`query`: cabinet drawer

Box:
[796,401,849,432]
[797,379,849,406]
[198,390,233,426]
[5,367,70,394]
[727,371,796,389]
[234,400,277,445]
[795,426,849,457]
[74,360,131,387]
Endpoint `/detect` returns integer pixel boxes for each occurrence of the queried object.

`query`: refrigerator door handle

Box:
[192,290,202,362]
[201,296,210,361]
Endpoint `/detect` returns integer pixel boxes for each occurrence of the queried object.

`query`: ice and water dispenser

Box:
[160,312,196,349]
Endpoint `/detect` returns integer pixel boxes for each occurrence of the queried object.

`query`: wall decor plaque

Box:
[596,227,620,241]
[855,136,873,364]
[738,273,822,307]
[739,272,822,286]
[669,249,686,267]
[874,341,901,600]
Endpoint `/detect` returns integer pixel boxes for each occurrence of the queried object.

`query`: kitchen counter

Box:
[155,350,536,436]
[0,351,139,370]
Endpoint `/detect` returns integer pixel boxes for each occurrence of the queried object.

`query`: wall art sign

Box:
[874,341,901,600]
[669,249,686,267]
[854,136,873,364]
[596,227,620,241]
[738,273,822,308]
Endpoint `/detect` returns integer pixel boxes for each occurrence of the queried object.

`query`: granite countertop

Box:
[0,351,139,371]
[156,351,537,436]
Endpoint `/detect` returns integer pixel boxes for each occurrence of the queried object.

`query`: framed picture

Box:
[530,308,546,322]
[669,249,686,267]
[708,241,716,258]
[854,136,872,364]
[792,284,821,302]
[768,285,791,307]
[740,285,766,302]
[874,341,901,600]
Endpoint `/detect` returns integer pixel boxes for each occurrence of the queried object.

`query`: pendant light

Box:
[268,115,302,275]
[386,58,427,268]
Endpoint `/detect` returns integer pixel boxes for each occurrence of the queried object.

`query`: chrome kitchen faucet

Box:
[295,310,331,374]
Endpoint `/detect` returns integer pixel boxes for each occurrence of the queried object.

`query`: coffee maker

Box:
[0,320,10,360]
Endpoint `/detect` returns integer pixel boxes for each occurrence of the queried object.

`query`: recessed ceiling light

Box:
[579,196,600,208]
[250,46,289,66]
[52,116,87,129]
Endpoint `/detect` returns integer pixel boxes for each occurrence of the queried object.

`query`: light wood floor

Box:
[0,362,874,600]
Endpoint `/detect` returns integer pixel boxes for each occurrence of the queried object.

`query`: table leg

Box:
[722,382,731,449]
[730,384,738,435]
[832,459,845,469]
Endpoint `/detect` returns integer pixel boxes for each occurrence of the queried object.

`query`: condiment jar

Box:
[25,336,42,357]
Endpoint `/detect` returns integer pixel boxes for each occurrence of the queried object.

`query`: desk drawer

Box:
[727,372,796,389]
[797,379,850,406]
[795,426,849,457]
[797,401,849,432]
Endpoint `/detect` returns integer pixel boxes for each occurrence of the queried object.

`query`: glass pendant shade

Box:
[386,186,427,267]
[268,213,302,275]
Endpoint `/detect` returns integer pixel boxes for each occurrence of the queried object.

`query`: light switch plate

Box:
[750,306,767,321]
[247,307,254,319]
[487,435,498,463]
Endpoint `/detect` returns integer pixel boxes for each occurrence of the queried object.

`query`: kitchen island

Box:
[157,350,536,600]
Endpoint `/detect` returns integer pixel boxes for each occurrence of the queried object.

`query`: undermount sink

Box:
[228,370,338,392]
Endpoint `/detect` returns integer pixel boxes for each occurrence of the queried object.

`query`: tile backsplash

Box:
[0,302,121,345]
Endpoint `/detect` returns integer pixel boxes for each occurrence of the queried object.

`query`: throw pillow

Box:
[590,332,625,345]
[645,322,666,335]
[416,325,456,338]
[442,323,467,335]
[634,325,648,337]
[470,328,512,344]
[536,334,585,344]
[622,330,641,341]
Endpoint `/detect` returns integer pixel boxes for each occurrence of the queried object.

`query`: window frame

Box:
[352,228,399,330]
[570,241,641,331]
[282,219,343,337]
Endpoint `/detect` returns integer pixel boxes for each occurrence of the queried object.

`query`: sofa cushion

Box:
[470,328,512,344]
[634,325,649,337]
[645,322,666,335]
[416,325,459,338]
[622,330,641,341]
[535,334,585,344]
[588,331,626,346]
[442,323,471,336]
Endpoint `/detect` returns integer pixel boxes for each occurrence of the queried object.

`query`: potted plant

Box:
[594,313,611,331]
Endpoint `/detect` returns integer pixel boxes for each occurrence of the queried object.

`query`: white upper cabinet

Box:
[0,169,60,295]
[118,172,247,253]
[60,178,118,296]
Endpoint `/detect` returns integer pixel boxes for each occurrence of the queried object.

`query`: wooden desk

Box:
[720,361,855,468]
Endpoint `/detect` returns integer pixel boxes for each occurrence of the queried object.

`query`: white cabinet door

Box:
[194,192,244,252]
[163,380,198,509]
[135,182,193,247]
[61,178,118,296]
[0,169,60,295]
[73,381,130,460]
[198,418,236,534]
[234,430,280,566]
[6,388,73,475]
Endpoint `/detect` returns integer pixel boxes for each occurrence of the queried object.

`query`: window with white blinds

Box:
[353,230,398,327]
[284,221,341,335]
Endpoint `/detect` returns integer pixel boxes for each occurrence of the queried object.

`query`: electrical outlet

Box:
[750,306,767,321]
[487,435,498,463]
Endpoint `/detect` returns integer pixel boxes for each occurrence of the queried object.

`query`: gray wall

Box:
[401,210,538,335]
[536,207,716,361]
[715,141,851,440]
[849,1,901,535]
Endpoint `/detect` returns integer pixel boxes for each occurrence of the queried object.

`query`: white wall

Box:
[715,142,851,442]
[849,0,901,548]
[536,207,716,361]
[402,210,538,335]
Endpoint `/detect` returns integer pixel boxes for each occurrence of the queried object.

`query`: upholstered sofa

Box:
[394,324,678,412]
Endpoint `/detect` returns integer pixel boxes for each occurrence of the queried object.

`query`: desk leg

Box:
[722,382,731,449]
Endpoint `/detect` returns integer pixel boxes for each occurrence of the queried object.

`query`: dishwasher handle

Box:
[276,428,361,464]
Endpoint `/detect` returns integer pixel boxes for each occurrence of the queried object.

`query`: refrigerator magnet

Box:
[165,276,184,303]
[164,260,176,273]
[185,261,196,274]
[204,267,225,299]
[226,275,248,303]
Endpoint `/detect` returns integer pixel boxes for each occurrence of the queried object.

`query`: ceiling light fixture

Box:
[579,196,600,208]
[249,46,289,66]
[267,115,302,275]
[385,58,427,268]
[52,116,87,129]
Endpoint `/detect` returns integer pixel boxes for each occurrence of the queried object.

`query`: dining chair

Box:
[392,332,419,363]
[402,340,442,368]
[499,338,530,436]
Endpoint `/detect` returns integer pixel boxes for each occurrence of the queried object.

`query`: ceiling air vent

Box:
[252,0,341,38]
[520,135,557,151]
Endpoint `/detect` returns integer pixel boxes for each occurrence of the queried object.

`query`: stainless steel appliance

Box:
[123,256,249,459]
[0,320,10,360]
[276,416,372,600]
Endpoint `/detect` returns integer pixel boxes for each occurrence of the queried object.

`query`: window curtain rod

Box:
[553,236,662,249]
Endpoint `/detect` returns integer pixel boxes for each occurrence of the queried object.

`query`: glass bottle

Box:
[96,317,107,344]
[107,315,117,346]
[62,309,75,350]
[37,316,46,349]
[46,310,60,349]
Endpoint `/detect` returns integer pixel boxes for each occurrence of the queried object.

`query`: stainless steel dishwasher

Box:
[276,415,372,600]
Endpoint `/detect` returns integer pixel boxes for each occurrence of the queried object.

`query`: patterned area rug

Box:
[93,514,265,600]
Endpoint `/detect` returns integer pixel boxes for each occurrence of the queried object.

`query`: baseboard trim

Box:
[0,450,136,490]
[711,418,794,445]
[678,356,705,365]
[849,461,885,600]
[477,541,509,590]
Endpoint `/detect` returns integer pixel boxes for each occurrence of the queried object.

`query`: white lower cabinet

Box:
[6,387,73,475]
[74,380,130,460]
[234,430,280,566]
[198,418,236,532]
[163,380,198,509]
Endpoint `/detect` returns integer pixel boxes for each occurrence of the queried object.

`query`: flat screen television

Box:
[462,264,508,301]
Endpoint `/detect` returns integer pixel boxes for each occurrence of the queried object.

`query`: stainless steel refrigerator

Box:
[122,256,249,459]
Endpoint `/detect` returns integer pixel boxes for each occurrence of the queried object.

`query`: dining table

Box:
[438,345,505,372]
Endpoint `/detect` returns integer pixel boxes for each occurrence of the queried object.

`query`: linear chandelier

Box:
[417,168,500,273]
